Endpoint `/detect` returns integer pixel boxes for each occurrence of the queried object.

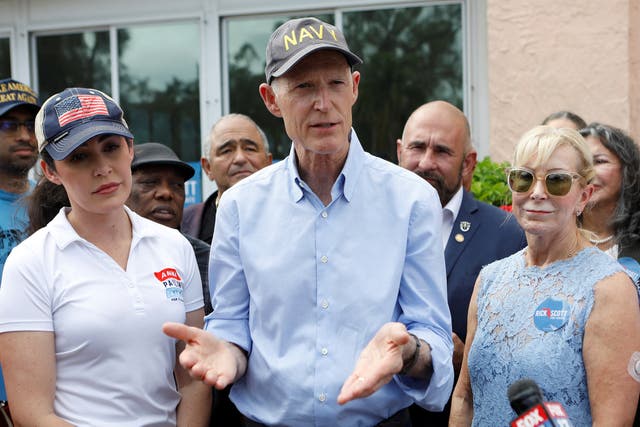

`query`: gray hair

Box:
[203,113,270,159]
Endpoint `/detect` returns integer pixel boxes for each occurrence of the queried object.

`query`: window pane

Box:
[344,5,463,162]
[35,31,111,101]
[226,14,332,160]
[118,22,200,162]
[0,38,10,77]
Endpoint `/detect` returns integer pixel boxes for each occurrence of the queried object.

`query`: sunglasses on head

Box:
[507,168,581,196]
[0,119,36,133]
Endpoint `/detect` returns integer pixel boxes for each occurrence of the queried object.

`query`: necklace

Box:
[589,234,614,245]
[566,236,580,259]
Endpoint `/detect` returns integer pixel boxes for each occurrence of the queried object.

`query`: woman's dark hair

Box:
[541,110,587,130]
[25,175,70,235]
[579,123,640,250]
[40,148,55,171]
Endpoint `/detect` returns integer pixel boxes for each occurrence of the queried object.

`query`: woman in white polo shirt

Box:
[0,88,211,426]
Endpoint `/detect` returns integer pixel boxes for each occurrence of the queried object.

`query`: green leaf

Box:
[470,156,512,207]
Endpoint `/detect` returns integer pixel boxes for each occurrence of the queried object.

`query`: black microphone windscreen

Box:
[507,378,544,415]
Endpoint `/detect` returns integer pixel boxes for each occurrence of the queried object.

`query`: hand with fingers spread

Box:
[337,322,415,405]
[163,322,247,390]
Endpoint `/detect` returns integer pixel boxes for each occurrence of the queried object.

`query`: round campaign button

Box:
[533,297,571,332]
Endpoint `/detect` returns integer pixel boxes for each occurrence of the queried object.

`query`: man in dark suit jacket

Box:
[397,101,526,425]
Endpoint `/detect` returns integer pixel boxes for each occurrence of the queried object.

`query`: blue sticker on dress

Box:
[533,297,570,332]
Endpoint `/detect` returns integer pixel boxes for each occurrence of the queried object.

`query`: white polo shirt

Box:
[0,207,203,426]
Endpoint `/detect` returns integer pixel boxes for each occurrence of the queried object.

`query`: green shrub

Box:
[471,156,512,207]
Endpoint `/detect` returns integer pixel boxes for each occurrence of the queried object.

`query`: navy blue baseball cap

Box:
[0,78,40,116]
[35,87,133,160]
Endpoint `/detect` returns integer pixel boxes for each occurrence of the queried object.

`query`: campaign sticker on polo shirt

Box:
[534,297,571,332]
[154,267,184,302]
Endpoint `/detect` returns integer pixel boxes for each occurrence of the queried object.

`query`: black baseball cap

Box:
[265,17,362,83]
[131,142,195,181]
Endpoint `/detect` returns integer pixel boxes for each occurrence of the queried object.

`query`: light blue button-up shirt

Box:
[205,130,453,426]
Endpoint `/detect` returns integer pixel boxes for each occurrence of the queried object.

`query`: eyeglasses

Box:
[507,168,582,196]
[0,119,36,134]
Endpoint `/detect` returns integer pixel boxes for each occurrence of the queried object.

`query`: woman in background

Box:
[541,110,587,130]
[579,122,640,423]
[579,123,640,266]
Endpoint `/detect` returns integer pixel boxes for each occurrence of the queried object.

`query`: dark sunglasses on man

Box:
[0,119,36,134]
[507,167,582,197]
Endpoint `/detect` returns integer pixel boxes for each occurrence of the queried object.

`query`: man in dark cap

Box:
[127,142,212,315]
[0,78,39,278]
[0,78,40,405]
[164,17,453,426]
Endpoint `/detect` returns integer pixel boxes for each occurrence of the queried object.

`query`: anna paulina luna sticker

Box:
[533,297,571,332]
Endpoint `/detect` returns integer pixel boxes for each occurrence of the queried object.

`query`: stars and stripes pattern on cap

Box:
[54,94,109,127]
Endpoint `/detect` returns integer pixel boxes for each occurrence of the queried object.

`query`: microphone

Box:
[507,378,574,427]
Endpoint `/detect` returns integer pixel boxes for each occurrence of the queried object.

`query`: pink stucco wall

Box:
[487,0,639,162]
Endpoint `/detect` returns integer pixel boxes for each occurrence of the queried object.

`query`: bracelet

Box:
[399,333,421,375]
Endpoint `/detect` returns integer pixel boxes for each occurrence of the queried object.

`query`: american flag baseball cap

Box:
[35,87,133,160]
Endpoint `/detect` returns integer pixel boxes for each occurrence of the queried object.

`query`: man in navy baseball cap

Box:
[0,77,40,272]
[0,77,41,408]
[264,17,362,83]
[35,87,133,160]
[0,78,39,116]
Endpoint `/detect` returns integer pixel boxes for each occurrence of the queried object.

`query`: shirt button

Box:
[320,255,328,263]
[321,211,328,218]
[321,300,329,309]
[321,348,328,356]
[318,393,326,402]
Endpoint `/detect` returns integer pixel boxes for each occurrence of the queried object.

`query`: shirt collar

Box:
[47,205,150,250]
[286,129,365,203]
[443,186,464,218]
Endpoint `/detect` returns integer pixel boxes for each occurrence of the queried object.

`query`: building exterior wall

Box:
[2,0,637,166]
[630,0,640,141]
[487,0,637,162]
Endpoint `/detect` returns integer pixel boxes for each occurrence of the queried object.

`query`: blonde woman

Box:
[450,126,640,425]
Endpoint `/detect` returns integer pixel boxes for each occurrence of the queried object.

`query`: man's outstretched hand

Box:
[337,322,411,405]
[163,322,246,390]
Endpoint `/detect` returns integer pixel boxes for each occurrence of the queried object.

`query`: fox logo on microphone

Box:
[508,378,574,427]
[511,402,572,427]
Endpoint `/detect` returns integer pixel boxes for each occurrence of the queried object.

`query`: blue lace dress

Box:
[467,247,624,426]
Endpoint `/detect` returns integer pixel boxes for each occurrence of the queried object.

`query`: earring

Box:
[576,209,582,216]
